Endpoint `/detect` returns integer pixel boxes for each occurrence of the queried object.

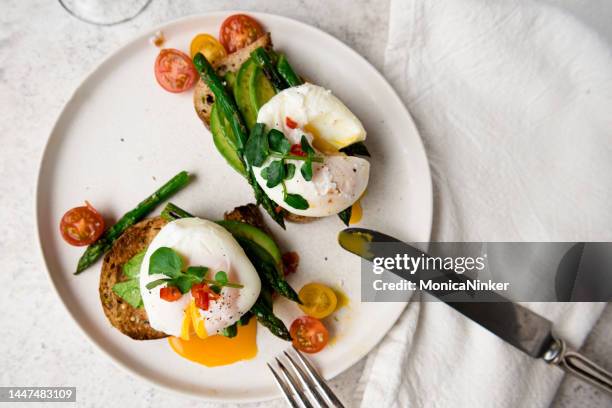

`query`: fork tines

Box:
[268,347,345,408]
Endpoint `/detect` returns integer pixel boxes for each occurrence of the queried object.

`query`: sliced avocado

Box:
[210,104,246,176]
[234,58,259,130]
[225,71,237,93]
[250,66,276,110]
[216,220,282,266]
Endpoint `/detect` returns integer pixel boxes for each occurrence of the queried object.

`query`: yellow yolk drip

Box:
[303,123,340,154]
[349,200,363,224]
[171,304,257,367]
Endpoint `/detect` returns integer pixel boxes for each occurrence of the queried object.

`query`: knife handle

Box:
[543,337,612,395]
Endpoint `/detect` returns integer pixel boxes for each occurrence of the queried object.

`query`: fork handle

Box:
[543,337,612,395]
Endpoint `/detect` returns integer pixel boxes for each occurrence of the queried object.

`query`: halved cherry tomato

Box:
[59,201,105,246]
[290,144,307,157]
[298,283,338,319]
[154,49,198,93]
[290,316,329,353]
[285,117,298,129]
[189,33,227,65]
[219,14,264,53]
[160,286,182,302]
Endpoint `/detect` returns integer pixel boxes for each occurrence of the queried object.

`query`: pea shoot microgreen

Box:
[146,247,243,293]
[244,125,324,210]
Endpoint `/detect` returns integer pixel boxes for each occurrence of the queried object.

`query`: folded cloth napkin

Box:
[356,0,612,407]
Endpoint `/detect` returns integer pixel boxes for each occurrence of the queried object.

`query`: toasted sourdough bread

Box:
[99,217,168,340]
[193,34,315,224]
[99,205,269,340]
[193,33,273,128]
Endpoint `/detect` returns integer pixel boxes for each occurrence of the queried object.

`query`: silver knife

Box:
[338,228,612,395]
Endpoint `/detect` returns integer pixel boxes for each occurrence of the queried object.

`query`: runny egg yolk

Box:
[168,300,257,367]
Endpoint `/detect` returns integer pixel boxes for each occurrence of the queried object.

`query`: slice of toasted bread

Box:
[99,217,168,340]
[194,33,273,127]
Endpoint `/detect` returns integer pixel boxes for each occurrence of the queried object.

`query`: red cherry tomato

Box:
[154,49,198,93]
[219,14,265,53]
[59,201,105,246]
[290,316,329,353]
[160,286,182,302]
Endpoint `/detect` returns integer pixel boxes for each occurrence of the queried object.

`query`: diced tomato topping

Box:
[160,286,182,302]
[285,117,298,129]
[282,252,300,275]
[191,283,220,310]
[275,205,284,214]
[290,144,307,157]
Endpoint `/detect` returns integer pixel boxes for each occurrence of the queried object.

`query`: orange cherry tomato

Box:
[160,286,182,302]
[154,49,198,93]
[191,283,220,310]
[219,14,265,53]
[290,316,329,354]
[59,201,105,246]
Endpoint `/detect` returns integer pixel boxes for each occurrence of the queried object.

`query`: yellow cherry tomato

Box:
[190,33,227,65]
[298,283,338,319]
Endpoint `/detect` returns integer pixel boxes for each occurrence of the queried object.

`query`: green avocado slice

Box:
[210,103,247,176]
[234,58,259,130]
[217,220,282,267]
[250,66,276,111]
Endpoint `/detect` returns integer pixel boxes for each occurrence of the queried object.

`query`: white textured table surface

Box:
[0,0,610,407]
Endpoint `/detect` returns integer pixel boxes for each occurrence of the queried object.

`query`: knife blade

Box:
[338,228,612,394]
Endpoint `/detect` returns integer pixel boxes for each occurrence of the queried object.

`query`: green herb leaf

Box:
[268,129,291,154]
[112,280,143,308]
[285,163,296,180]
[244,123,269,167]
[123,251,145,279]
[149,247,183,278]
[264,160,285,188]
[300,160,313,181]
[340,141,370,157]
[300,135,315,156]
[172,275,199,294]
[284,193,309,210]
[146,278,170,290]
[186,266,208,279]
[338,206,352,226]
[215,271,229,285]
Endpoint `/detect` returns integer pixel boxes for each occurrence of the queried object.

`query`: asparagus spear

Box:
[277,54,304,87]
[251,47,289,92]
[251,296,291,341]
[75,171,191,274]
[193,53,248,151]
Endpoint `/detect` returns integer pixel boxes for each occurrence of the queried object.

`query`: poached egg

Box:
[254,83,370,217]
[139,217,261,339]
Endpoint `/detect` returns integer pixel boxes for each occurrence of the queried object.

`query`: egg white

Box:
[139,218,261,337]
[254,83,370,217]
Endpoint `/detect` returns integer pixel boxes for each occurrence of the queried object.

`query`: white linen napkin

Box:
[356,0,612,406]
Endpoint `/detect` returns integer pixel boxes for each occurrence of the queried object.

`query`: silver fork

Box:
[267,347,346,408]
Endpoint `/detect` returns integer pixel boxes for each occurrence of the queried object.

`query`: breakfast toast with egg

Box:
[193,32,313,224]
[99,204,273,340]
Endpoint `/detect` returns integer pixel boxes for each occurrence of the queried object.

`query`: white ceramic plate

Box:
[36,12,432,403]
